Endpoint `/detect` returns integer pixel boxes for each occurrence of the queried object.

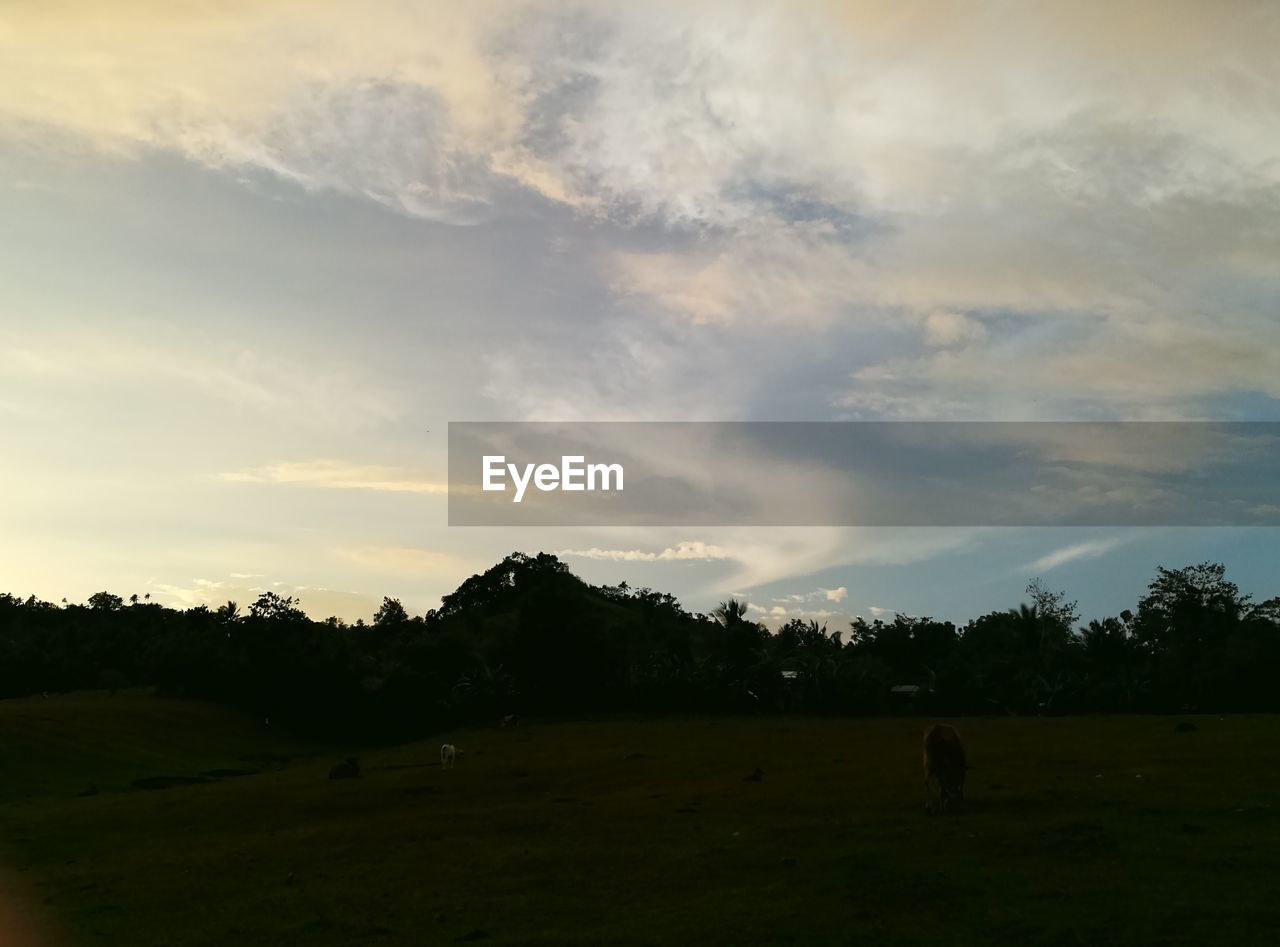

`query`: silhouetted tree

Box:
[1,556,1277,727]
[88,591,123,611]
[373,597,410,628]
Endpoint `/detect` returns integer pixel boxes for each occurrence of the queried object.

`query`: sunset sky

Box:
[3,1,1278,625]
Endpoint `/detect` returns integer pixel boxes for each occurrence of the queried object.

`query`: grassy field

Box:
[3,695,1279,946]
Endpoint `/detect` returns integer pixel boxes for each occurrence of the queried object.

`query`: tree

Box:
[710,598,765,678]
[1080,615,1146,710]
[1134,562,1249,653]
[1026,578,1079,632]
[713,599,750,628]
[373,597,410,628]
[1134,563,1251,709]
[88,591,123,611]
[1250,597,1280,625]
[435,552,570,619]
[2,552,1278,721]
[248,591,307,623]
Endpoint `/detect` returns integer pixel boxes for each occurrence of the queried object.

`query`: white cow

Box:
[440,744,457,769]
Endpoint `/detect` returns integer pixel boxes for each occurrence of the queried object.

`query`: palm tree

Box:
[714,598,750,628]
[453,659,515,708]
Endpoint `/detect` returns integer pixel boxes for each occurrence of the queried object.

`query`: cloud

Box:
[8,0,1279,424]
[150,578,228,607]
[1,0,548,222]
[551,528,980,603]
[11,2,1275,233]
[609,222,873,327]
[477,313,759,423]
[922,310,986,349]
[556,541,729,562]
[1027,537,1128,573]
[333,545,482,578]
[4,331,400,430]
[150,574,379,621]
[839,304,1280,420]
[773,586,848,604]
[748,599,843,626]
[220,460,447,494]
[716,527,983,592]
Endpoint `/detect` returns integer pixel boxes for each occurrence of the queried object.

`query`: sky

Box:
[2,0,1279,627]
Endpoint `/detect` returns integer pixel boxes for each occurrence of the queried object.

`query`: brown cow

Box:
[923,723,966,814]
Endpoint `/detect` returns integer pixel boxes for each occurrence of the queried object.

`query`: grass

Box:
[3,695,1279,946]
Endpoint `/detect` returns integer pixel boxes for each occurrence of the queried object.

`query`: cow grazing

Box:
[441,744,457,769]
[923,723,966,814]
[329,757,360,780]
[501,714,519,728]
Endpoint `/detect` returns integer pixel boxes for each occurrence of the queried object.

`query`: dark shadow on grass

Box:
[131,775,215,791]
[199,768,258,778]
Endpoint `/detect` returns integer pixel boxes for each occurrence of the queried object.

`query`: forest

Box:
[3,553,1278,740]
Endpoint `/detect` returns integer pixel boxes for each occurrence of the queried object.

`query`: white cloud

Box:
[609,222,872,327]
[748,599,844,626]
[550,527,979,605]
[149,574,378,620]
[556,541,729,562]
[333,545,483,579]
[1,0,548,222]
[773,586,848,604]
[151,579,227,607]
[4,332,400,430]
[220,460,447,494]
[922,310,986,349]
[7,0,1278,422]
[1027,537,1129,573]
[716,527,983,592]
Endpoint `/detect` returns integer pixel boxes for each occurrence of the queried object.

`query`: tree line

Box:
[2,553,1277,740]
